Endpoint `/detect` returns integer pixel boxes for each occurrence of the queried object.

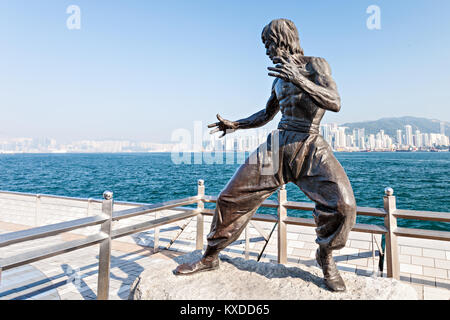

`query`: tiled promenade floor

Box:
[1,213,449,300]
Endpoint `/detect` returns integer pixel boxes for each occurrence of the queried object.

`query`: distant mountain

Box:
[340,117,449,137]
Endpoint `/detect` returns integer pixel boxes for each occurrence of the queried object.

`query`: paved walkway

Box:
[0,223,183,300]
[1,213,449,300]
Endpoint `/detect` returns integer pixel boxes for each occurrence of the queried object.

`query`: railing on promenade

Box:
[0,181,449,299]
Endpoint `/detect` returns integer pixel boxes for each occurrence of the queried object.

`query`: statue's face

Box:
[264,40,283,62]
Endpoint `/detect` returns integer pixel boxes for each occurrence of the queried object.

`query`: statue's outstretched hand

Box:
[208,114,238,138]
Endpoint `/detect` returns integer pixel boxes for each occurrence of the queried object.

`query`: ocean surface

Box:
[0,152,448,231]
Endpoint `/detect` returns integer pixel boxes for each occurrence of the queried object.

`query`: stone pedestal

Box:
[129,251,418,300]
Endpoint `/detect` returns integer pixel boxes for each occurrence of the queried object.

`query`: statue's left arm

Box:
[268,57,341,112]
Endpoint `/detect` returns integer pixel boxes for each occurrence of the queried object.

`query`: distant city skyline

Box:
[1,1,450,143]
[2,120,448,154]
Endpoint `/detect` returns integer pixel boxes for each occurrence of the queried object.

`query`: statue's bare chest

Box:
[274,78,303,101]
[274,78,318,117]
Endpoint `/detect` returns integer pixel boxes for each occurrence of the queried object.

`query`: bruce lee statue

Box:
[174,18,357,292]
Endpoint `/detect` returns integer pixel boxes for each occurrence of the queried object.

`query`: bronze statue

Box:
[174,19,357,292]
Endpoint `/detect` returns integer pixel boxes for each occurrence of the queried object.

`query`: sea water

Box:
[0,152,448,231]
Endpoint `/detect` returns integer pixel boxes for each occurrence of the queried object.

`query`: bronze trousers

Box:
[206,130,357,254]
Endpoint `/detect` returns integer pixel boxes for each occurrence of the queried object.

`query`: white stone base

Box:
[129,251,418,300]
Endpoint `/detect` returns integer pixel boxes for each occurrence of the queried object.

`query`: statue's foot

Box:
[173,256,219,276]
[316,248,346,292]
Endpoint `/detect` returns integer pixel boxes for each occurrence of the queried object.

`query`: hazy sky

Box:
[1,0,449,143]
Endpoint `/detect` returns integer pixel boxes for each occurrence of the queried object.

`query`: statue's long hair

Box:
[261,19,305,65]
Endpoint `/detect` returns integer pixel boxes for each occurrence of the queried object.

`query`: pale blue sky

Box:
[0,0,449,143]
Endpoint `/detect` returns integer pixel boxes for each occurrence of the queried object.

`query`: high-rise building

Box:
[359,136,366,150]
[396,129,402,145]
[415,130,422,148]
[385,136,392,149]
[369,134,375,150]
[346,135,354,148]
[320,124,332,146]
[422,133,430,147]
[405,125,413,146]
[375,133,382,149]
[337,127,347,148]
[356,128,365,148]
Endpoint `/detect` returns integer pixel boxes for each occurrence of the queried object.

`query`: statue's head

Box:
[261,19,304,61]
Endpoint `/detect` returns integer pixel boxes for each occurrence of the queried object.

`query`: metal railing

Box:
[0,180,449,299]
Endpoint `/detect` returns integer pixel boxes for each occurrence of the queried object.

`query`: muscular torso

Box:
[273,57,325,129]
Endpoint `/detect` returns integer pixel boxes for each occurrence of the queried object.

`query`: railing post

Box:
[87,198,92,216]
[154,211,160,252]
[196,179,205,251]
[383,187,400,279]
[97,191,113,300]
[35,194,41,226]
[277,184,287,264]
[245,225,250,260]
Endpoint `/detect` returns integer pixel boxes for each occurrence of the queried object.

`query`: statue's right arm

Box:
[235,88,280,130]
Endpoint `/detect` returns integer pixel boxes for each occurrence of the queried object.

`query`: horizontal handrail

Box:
[3,189,448,224]
[0,233,108,271]
[283,201,314,211]
[0,190,201,212]
[0,214,108,248]
[112,196,201,221]
[203,195,279,208]
[204,196,387,217]
[202,208,279,223]
[284,216,315,227]
[352,223,388,235]
[202,195,218,203]
[203,209,388,235]
[284,216,388,234]
[112,209,199,239]
[394,227,450,241]
[394,210,450,223]
[202,195,450,222]
[0,190,103,204]
[285,201,387,217]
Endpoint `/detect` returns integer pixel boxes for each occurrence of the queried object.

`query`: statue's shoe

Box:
[316,248,346,292]
[173,257,219,276]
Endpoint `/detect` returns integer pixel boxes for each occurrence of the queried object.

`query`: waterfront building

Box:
[422,133,430,148]
[320,124,332,146]
[369,134,376,150]
[337,127,347,148]
[375,132,382,149]
[1,122,448,153]
[346,135,354,148]
[359,136,365,150]
[415,130,422,148]
[405,125,413,146]
[396,129,402,145]
[356,128,365,148]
